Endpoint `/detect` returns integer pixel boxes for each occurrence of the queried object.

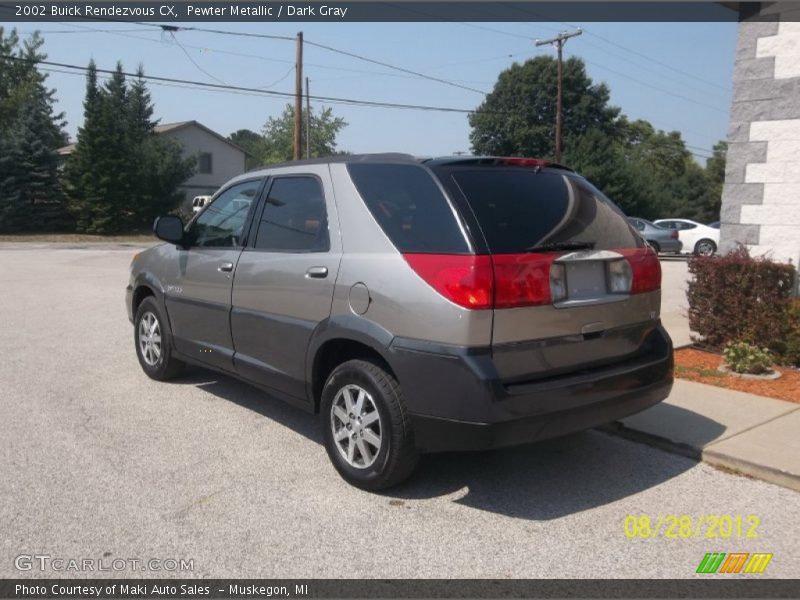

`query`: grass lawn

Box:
[0,233,157,244]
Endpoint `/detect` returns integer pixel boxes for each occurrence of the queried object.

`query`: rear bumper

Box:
[389,322,673,453]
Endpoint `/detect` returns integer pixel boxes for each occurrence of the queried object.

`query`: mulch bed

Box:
[674,348,800,404]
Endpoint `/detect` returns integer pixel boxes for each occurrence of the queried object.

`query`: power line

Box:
[11,56,483,114]
[168,31,227,85]
[302,38,488,95]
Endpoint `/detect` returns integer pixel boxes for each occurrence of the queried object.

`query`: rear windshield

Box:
[347,163,470,253]
[435,167,643,254]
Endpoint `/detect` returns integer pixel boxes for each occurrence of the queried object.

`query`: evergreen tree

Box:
[0,28,68,232]
[64,61,110,232]
[66,61,194,232]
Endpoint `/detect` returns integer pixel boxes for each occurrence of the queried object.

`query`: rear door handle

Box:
[218,262,234,273]
[306,266,328,279]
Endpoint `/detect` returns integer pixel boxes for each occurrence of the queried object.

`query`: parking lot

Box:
[2,245,799,578]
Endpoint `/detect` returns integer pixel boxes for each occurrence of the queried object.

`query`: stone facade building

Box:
[721,5,800,272]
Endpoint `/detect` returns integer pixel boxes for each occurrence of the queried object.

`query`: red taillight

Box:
[404,247,659,310]
[491,253,557,307]
[402,254,494,309]
[671,230,679,240]
[618,247,661,294]
[403,253,558,309]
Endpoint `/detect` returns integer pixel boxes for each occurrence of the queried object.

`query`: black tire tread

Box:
[325,358,419,491]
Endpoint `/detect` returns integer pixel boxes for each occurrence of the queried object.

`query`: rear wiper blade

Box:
[524,241,594,252]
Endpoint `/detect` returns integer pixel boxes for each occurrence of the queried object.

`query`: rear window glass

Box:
[347,163,469,253]
[438,168,642,254]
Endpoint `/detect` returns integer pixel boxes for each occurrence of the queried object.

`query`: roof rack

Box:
[247,152,418,173]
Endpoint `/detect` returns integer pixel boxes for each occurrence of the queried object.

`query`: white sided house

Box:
[720,6,800,274]
[154,121,248,204]
[58,120,248,208]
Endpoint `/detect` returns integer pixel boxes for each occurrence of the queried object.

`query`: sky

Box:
[11,19,737,164]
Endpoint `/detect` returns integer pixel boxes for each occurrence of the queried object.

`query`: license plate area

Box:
[564,261,607,300]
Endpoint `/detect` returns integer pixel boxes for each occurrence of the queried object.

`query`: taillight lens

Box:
[402,254,494,309]
[404,248,659,310]
[492,254,557,308]
[618,247,661,294]
[671,230,679,240]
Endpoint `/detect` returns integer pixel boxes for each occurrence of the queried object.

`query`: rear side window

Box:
[436,168,643,254]
[347,163,469,253]
[254,176,329,252]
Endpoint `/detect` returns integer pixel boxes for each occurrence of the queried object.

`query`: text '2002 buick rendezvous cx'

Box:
[127,154,673,490]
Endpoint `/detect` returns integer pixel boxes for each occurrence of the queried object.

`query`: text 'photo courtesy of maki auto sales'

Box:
[127,154,673,491]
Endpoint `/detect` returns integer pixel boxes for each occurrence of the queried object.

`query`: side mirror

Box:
[153,216,185,246]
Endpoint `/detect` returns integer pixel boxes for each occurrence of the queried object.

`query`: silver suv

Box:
[127,154,673,490]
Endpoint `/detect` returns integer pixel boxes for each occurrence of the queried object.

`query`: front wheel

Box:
[321,359,419,491]
[134,297,184,380]
[694,239,717,257]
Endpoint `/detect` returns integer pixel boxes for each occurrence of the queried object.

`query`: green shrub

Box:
[687,245,796,349]
[723,342,774,374]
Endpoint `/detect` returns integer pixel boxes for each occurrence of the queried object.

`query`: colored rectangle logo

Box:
[697,553,772,574]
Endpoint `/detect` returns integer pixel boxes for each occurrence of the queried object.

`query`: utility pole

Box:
[293,31,303,160]
[305,77,311,159]
[535,28,582,163]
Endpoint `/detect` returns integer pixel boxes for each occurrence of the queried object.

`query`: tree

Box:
[0,28,68,232]
[469,56,620,159]
[65,61,194,232]
[704,140,727,220]
[229,129,265,170]
[260,104,347,164]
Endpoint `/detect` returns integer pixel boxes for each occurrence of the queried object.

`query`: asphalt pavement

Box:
[1,246,798,579]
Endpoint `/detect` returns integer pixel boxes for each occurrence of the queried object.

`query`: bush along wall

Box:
[687,245,797,355]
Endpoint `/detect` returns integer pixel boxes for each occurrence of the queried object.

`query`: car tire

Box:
[647,240,661,253]
[321,358,419,491]
[134,296,184,381]
[694,239,717,257]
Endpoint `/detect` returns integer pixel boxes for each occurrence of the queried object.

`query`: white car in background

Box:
[191,195,212,214]
[653,218,720,256]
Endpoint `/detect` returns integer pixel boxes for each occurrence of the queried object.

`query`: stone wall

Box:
[720,13,800,268]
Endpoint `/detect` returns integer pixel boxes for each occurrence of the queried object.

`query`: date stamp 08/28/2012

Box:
[623,514,760,540]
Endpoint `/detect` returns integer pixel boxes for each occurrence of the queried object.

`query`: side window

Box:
[254,176,329,252]
[198,152,213,174]
[660,221,676,230]
[188,180,261,248]
[679,222,697,230]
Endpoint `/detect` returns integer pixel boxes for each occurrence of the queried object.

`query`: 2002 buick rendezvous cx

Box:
[126,154,673,490]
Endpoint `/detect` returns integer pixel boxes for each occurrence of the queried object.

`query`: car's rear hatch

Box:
[429,158,663,383]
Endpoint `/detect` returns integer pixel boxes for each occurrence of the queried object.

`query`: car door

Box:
[675,220,699,251]
[231,168,341,402]
[165,178,265,371]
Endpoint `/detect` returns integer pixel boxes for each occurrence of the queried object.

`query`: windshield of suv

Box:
[434,167,643,254]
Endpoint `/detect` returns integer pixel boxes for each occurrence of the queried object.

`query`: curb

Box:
[599,422,800,493]
[702,448,800,493]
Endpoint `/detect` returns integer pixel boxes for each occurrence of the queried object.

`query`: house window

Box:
[198,152,213,174]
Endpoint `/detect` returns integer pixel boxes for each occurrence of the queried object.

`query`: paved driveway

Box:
[1,246,798,578]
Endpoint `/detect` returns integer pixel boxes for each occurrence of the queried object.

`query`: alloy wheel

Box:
[330,384,382,469]
[138,311,162,367]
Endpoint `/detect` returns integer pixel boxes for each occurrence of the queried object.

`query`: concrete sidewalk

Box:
[606,379,800,492]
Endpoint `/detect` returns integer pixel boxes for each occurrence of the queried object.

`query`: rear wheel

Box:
[134,297,184,380]
[694,239,717,257]
[321,359,419,491]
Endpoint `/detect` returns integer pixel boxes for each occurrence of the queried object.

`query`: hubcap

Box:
[138,311,162,367]
[698,243,714,256]
[330,384,382,469]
